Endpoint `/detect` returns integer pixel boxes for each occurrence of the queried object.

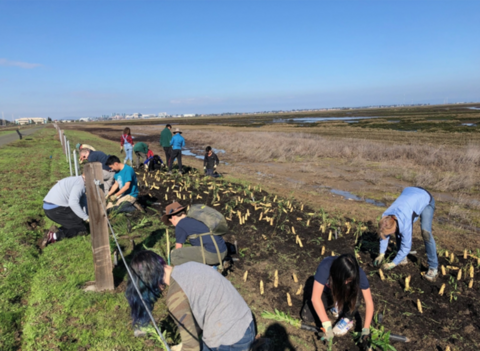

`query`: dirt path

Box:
[0,126,45,148]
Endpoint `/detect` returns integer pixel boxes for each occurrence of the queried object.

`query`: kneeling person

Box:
[105,155,141,211]
[163,202,227,266]
[126,251,255,350]
[41,174,89,248]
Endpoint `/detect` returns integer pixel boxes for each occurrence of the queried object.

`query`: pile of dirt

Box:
[132,167,479,350]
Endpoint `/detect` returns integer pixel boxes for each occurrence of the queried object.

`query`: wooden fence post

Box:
[84,162,114,291]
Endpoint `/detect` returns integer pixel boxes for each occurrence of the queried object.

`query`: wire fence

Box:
[53,123,170,350]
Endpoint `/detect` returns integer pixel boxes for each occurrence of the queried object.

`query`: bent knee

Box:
[421,229,431,242]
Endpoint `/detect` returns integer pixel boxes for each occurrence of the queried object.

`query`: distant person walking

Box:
[374,186,438,282]
[169,128,185,174]
[120,127,134,167]
[159,124,173,166]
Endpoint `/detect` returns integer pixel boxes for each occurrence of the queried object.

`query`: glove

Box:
[374,253,385,266]
[204,166,207,174]
[120,147,124,154]
[170,343,183,351]
[360,328,371,346]
[382,262,396,270]
[321,321,334,341]
[85,218,89,223]
[214,164,217,169]
[109,195,118,202]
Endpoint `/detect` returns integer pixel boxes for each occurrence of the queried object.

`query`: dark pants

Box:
[44,207,87,240]
[169,149,182,172]
[300,276,359,325]
[206,168,215,176]
[135,151,147,168]
[163,146,172,165]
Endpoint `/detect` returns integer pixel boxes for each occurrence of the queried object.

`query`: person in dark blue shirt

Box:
[162,202,227,266]
[301,254,374,344]
[79,149,115,193]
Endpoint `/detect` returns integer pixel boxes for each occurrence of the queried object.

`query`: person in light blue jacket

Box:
[169,127,186,174]
[374,187,438,282]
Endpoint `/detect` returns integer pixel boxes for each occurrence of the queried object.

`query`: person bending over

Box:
[203,146,220,176]
[162,202,227,266]
[374,186,438,282]
[125,250,255,351]
[133,141,150,169]
[79,149,115,193]
[40,174,89,248]
[105,155,142,212]
[301,254,374,343]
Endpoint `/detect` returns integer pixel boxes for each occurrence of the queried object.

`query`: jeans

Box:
[102,169,115,194]
[44,207,87,240]
[124,142,133,163]
[420,197,438,269]
[169,149,182,172]
[202,320,255,351]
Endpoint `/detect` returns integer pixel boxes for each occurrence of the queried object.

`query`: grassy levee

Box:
[0,128,169,350]
[0,128,67,350]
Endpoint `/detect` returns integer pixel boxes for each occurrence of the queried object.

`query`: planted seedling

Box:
[353,325,398,351]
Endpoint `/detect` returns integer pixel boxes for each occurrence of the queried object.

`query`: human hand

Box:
[85,218,89,223]
[109,195,117,202]
[321,321,334,341]
[170,343,183,351]
[382,262,396,270]
[360,327,371,346]
[374,253,385,266]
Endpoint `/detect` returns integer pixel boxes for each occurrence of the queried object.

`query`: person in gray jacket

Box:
[40,175,89,248]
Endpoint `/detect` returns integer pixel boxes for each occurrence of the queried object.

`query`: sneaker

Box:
[133,328,147,338]
[133,202,145,213]
[424,268,438,282]
[333,318,354,336]
[399,257,408,266]
[329,306,339,318]
[39,230,56,249]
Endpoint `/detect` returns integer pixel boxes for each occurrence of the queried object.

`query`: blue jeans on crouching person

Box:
[202,320,255,351]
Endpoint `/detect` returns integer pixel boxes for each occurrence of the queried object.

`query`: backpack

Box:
[187,204,228,269]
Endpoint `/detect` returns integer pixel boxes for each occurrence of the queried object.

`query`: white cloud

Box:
[0,58,42,69]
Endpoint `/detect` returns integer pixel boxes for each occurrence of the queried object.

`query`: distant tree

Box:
[47,117,52,123]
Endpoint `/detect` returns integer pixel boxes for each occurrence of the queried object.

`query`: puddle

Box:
[182,148,229,165]
[273,116,378,124]
[467,107,480,110]
[315,186,385,207]
[461,123,477,127]
[387,120,400,123]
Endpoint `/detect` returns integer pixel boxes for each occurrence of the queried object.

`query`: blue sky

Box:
[1,0,479,118]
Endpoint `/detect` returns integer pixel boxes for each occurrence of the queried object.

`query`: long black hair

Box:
[329,254,360,312]
[125,250,167,327]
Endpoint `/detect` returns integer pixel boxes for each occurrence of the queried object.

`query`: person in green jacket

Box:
[133,142,149,169]
[160,124,172,166]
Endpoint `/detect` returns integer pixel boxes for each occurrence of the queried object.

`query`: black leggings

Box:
[44,207,87,240]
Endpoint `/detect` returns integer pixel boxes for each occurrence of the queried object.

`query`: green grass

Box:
[0,130,16,136]
[0,128,174,350]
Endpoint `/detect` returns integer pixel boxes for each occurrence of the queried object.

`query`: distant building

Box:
[79,117,92,122]
[15,117,46,125]
[183,114,195,117]
[158,112,167,117]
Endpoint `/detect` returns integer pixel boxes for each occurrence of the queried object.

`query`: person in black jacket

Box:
[203,146,220,176]
[79,149,115,193]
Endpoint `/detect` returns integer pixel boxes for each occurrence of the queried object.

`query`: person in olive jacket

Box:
[133,142,150,169]
[159,124,172,166]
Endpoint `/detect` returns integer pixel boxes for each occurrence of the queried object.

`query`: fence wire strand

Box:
[93,181,171,351]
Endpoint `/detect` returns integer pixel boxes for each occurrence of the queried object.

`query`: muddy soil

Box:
[70,124,480,253]
[131,167,480,351]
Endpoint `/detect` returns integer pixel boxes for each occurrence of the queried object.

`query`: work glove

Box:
[120,147,124,154]
[321,321,334,341]
[109,195,118,203]
[203,166,207,174]
[170,343,183,351]
[85,218,89,223]
[374,253,385,266]
[360,328,371,347]
[214,164,217,169]
[382,262,396,270]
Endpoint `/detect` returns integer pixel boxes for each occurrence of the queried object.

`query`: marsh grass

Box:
[187,131,480,192]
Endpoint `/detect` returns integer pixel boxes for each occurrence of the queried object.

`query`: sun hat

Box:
[173,128,182,134]
[162,202,186,225]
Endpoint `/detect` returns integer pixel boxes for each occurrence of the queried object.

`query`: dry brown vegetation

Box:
[186,130,480,192]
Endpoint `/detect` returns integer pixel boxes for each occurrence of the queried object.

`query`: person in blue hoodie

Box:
[374,187,438,282]
[169,127,185,174]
